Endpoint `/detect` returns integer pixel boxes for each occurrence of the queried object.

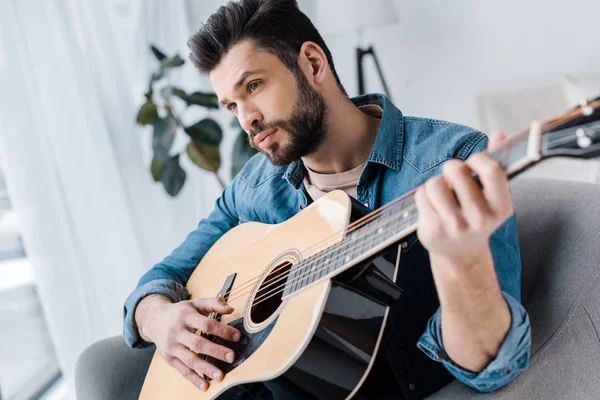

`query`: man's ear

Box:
[298,41,329,86]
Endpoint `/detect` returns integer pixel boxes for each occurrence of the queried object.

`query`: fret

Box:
[288,262,300,296]
[368,221,378,251]
[327,245,340,275]
[306,261,316,286]
[317,250,327,280]
[489,136,529,172]
[342,239,354,265]
[289,196,423,297]
[297,259,307,292]
[360,230,372,254]
[491,141,511,169]
[373,218,389,245]
[316,249,329,280]
[508,141,528,168]
[387,211,401,234]
[318,255,328,280]
[302,251,320,289]
[334,242,347,272]
[344,241,353,266]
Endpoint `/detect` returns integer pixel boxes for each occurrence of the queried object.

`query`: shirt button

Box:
[401,241,408,249]
[409,383,417,391]
[299,205,304,210]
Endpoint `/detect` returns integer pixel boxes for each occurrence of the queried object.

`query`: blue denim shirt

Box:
[123,93,531,398]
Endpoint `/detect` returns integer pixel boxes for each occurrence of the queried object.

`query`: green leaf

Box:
[187,140,221,172]
[231,130,258,178]
[162,154,186,196]
[172,87,186,97]
[173,91,219,108]
[184,119,222,145]
[150,157,165,182]
[150,45,167,61]
[152,116,178,160]
[163,54,185,69]
[136,99,159,125]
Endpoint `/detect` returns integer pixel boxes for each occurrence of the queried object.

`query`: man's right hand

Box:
[136,295,241,391]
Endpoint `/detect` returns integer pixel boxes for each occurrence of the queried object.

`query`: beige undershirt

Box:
[303,161,365,201]
[303,104,383,201]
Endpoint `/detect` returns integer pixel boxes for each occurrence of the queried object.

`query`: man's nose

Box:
[239,105,263,132]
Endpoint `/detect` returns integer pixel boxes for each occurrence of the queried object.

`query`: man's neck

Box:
[301,94,380,175]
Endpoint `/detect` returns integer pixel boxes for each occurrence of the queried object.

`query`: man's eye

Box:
[227,103,237,112]
[249,81,261,92]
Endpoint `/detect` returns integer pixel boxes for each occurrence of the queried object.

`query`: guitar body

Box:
[138,97,600,399]
[139,190,403,399]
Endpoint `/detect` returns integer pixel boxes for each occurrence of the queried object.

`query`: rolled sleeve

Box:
[417,291,531,392]
[122,279,190,349]
[122,175,241,349]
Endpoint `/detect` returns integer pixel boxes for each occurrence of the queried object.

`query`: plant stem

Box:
[165,99,225,190]
[190,140,226,189]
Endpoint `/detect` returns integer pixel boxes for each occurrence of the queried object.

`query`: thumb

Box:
[190,297,234,315]
[488,131,507,152]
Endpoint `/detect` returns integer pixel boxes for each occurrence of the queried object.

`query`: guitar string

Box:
[220,120,600,312]
[216,187,416,300]
[233,200,414,306]
[217,131,532,301]
[544,120,600,141]
[219,132,532,301]
[543,121,600,149]
[223,192,417,303]
[246,122,600,306]
[242,207,414,308]
[217,178,422,299]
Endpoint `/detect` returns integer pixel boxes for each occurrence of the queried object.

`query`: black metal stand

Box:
[356,45,392,100]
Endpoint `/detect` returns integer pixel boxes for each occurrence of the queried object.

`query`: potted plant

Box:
[135,44,257,196]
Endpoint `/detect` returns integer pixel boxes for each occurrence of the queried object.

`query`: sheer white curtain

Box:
[0,0,229,393]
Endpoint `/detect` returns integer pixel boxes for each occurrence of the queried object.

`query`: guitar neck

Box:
[283,116,600,299]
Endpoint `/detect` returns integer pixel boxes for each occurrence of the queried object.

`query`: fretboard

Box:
[282,129,538,299]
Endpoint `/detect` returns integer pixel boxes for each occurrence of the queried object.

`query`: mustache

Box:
[249,120,288,139]
[249,123,274,139]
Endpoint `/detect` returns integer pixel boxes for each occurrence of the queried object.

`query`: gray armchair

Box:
[429,178,600,399]
[76,178,600,399]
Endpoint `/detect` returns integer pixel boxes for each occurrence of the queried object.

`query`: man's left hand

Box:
[415,132,513,266]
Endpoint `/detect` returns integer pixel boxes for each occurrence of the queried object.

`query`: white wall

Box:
[321,0,600,131]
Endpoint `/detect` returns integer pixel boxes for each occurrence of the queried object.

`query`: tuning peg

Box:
[576,128,592,148]
[578,99,594,116]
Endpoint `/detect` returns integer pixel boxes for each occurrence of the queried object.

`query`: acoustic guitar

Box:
[139,98,600,399]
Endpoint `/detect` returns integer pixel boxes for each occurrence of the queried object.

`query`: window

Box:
[0,163,62,400]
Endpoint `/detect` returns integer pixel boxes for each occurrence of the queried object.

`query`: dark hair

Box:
[187,0,346,95]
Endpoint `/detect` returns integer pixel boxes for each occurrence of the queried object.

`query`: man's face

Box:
[210,40,327,166]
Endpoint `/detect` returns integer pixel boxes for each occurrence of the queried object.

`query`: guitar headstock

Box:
[541,96,600,159]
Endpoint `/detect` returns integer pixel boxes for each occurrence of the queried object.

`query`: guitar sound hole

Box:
[250,262,292,324]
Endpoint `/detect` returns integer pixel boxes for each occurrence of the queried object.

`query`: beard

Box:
[248,72,327,166]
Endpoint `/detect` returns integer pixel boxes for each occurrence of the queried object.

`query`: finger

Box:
[414,185,442,234]
[466,153,513,219]
[424,175,467,233]
[175,345,226,382]
[168,355,209,391]
[182,331,236,364]
[190,297,235,316]
[185,313,241,342]
[488,132,507,152]
[442,159,491,229]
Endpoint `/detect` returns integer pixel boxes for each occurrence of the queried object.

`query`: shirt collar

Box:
[283,93,404,189]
